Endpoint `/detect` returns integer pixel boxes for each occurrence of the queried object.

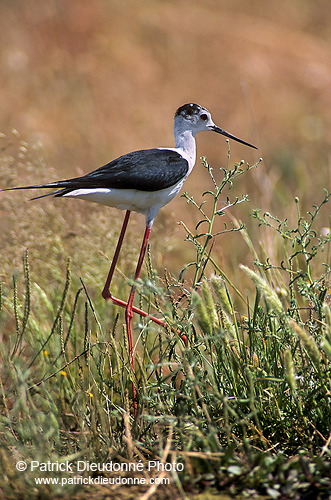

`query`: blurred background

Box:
[0,0,330,288]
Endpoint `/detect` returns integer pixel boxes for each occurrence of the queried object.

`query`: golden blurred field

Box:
[1,0,331,286]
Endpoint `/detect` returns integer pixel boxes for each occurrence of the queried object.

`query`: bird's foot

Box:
[101,288,187,345]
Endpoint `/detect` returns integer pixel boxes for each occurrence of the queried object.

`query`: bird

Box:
[3,103,257,405]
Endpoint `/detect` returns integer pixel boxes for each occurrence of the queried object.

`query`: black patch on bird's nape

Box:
[175,103,203,118]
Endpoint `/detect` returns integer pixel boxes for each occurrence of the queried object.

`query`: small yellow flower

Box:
[60,371,67,377]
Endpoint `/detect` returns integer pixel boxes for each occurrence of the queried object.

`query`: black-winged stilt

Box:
[3,103,257,405]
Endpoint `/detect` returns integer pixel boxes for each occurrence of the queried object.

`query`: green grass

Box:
[1,144,331,499]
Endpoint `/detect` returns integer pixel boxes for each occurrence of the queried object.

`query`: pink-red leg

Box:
[101,211,188,343]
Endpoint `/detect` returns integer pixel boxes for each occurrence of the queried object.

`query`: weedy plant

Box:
[1,142,331,499]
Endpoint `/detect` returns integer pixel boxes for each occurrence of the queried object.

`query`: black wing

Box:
[3,149,189,198]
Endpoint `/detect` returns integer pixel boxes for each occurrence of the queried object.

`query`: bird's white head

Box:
[174,103,215,135]
[174,103,257,149]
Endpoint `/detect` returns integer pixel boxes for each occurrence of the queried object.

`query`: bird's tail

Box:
[2,183,66,200]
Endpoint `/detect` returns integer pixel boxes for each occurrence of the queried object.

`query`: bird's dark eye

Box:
[200,114,208,121]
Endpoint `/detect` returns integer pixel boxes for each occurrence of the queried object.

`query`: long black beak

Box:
[210,125,257,149]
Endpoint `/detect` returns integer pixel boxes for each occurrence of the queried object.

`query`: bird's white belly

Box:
[63,181,184,219]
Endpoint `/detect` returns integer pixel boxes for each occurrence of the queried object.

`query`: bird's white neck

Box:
[174,128,196,166]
